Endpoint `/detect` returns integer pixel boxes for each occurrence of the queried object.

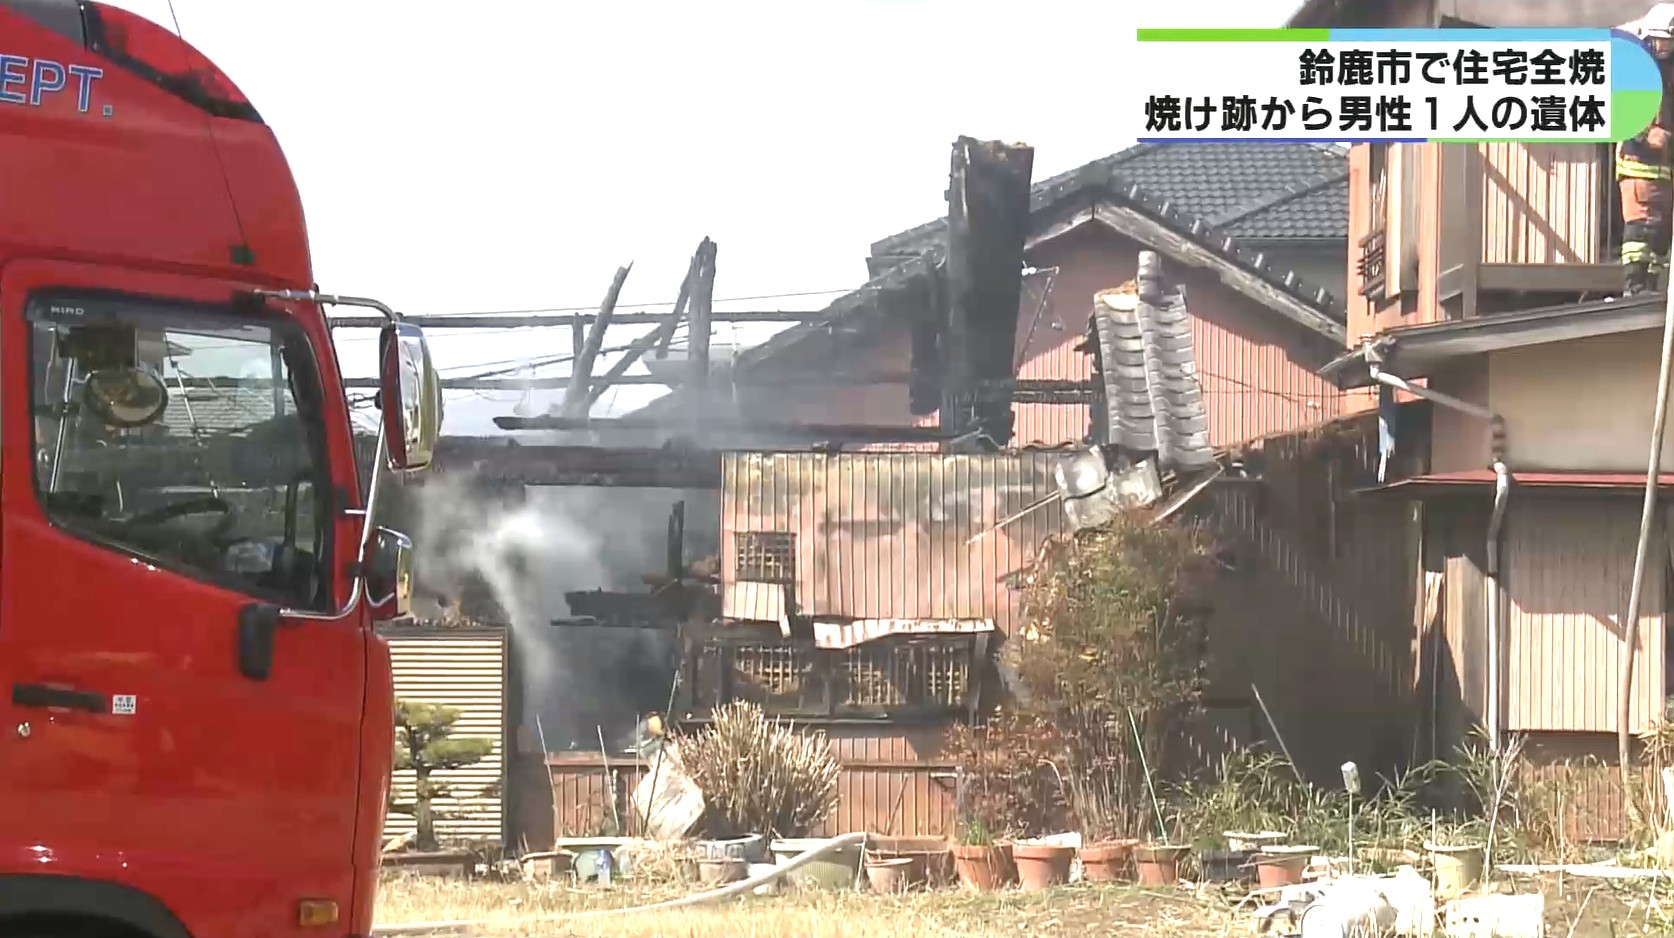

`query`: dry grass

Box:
[376,874,1231,937]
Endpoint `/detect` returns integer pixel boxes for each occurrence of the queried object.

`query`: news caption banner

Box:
[1134,27,1663,144]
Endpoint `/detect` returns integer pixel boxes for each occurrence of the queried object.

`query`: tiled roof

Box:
[872,142,1348,258]
[1111,142,1348,241]
[1221,179,1349,240]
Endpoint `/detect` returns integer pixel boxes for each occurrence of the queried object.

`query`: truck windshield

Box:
[28,296,333,610]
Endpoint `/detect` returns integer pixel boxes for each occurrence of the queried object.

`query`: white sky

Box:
[104,0,1300,434]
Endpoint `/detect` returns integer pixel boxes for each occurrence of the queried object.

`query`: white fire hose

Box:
[371,831,870,936]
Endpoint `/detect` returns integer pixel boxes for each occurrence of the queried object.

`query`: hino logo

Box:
[0,54,103,113]
[48,305,85,317]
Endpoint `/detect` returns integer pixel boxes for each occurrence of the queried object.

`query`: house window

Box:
[1357,143,1390,298]
[736,531,795,582]
[685,635,981,718]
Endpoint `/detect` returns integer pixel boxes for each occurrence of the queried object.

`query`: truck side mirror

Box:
[378,322,443,472]
[366,526,414,621]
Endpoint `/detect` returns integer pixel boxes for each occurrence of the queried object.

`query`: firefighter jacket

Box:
[1620,59,1674,181]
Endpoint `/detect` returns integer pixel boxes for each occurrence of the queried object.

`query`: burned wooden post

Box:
[586,238,710,409]
[685,239,718,393]
[906,267,944,417]
[940,136,1034,448]
[560,263,633,417]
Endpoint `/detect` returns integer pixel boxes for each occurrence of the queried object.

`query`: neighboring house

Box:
[634,142,1352,451]
[1303,0,1670,840]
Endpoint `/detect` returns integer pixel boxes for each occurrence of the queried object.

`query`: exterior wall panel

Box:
[1505,499,1665,734]
[383,627,510,847]
[721,452,1064,635]
[1478,143,1605,266]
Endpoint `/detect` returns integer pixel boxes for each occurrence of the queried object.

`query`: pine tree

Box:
[391,700,495,851]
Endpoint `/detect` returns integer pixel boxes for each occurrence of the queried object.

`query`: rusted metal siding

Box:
[383,627,509,847]
[720,452,1064,634]
[1478,143,1606,265]
[1504,499,1665,734]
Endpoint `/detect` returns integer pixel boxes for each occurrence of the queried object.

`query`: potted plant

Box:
[1010,513,1216,889]
[943,710,1062,892]
[1011,838,1075,892]
[677,702,847,888]
[950,818,1015,891]
[388,699,495,872]
[1134,842,1192,886]
[1193,832,1256,885]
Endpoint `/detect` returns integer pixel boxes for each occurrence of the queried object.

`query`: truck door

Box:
[0,260,369,937]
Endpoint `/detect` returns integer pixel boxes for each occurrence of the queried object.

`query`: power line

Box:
[413,287,854,317]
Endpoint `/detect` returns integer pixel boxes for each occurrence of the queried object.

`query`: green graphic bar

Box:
[1135,28,1329,41]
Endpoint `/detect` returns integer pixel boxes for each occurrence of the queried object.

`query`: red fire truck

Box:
[0,2,440,936]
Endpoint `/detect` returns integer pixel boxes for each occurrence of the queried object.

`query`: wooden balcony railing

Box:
[1435,142,1623,309]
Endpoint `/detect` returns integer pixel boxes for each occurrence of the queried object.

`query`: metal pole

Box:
[1618,282,1674,805]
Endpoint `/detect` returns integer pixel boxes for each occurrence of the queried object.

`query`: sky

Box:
[103,0,1302,435]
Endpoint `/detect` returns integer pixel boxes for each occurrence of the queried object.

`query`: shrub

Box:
[1012,510,1215,841]
[944,708,1066,841]
[392,700,496,851]
[679,701,840,840]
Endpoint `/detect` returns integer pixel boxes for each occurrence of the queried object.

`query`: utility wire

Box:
[415,287,855,317]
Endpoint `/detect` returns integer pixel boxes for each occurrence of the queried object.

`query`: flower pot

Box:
[951,843,1016,891]
[865,856,914,893]
[770,838,863,890]
[1079,840,1140,883]
[696,834,768,865]
[867,837,954,887]
[1424,841,1484,901]
[1198,848,1256,884]
[1133,844,1190,886]
[697,857,747,885]
[1011,843,1074,892]
[1254,851,1310,889]
[1223,831,1288,852]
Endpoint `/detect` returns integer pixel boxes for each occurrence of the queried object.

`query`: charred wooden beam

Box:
[587,242,704,408]
[327,309,820,329]
[906,265,943,417]
[491,414,955,443]
[941,136,1034,448]
[429,438,724,488]
[686,239,717,395]
[561,264,632,417]
[274,374,1098,395]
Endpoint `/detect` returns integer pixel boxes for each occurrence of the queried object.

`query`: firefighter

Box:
[1621,4,1674,295]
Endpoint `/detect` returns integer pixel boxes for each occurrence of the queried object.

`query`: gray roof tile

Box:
[1091,251,1217,471]
[1115,143,1347,240]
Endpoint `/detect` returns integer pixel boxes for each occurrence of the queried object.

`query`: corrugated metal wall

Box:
[1504,499,1665,734]
[1478,143,1605,265]
[384,627,509,847]
[719,452,1064,634]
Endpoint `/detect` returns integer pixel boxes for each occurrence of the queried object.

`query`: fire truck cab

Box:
[0,2,437,936]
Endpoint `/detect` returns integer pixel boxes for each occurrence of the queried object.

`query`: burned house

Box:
[412,136,1446,848]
